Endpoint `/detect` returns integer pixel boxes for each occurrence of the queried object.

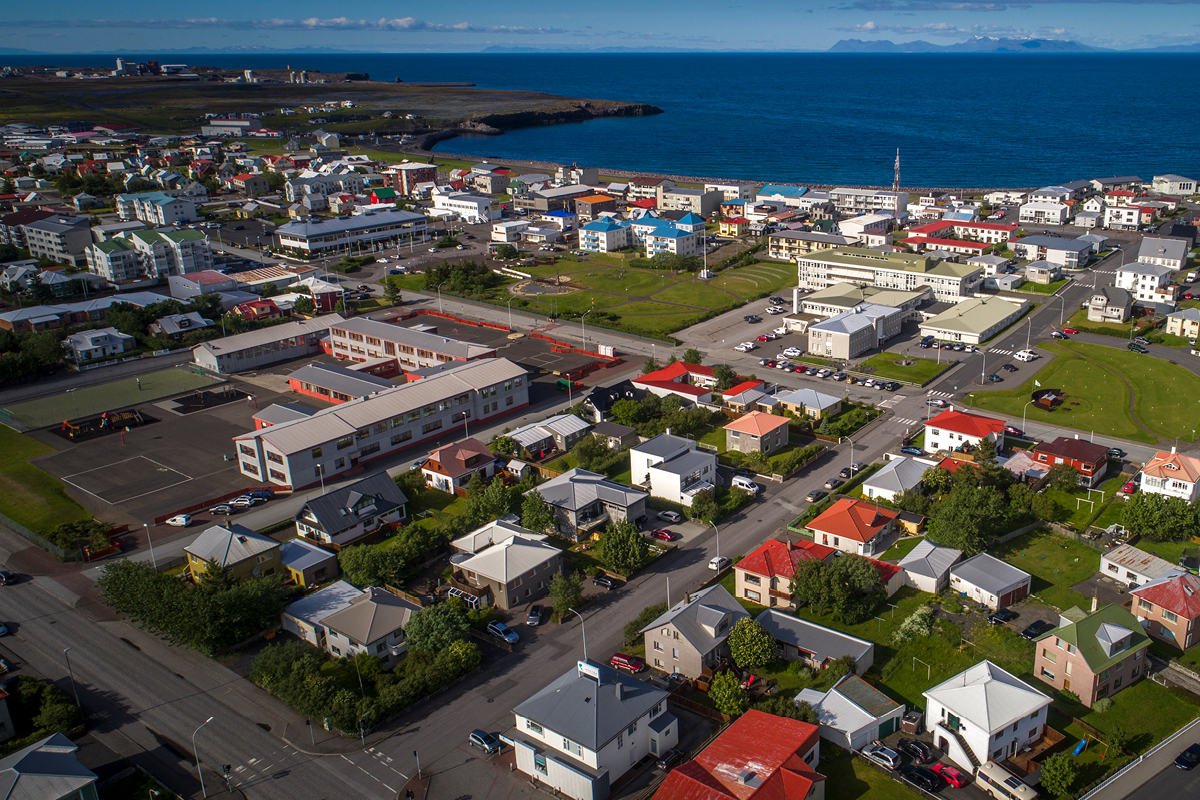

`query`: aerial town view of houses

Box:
[2,53,1200,800]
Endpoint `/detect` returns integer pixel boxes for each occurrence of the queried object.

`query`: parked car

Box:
[1123,481,1138,494]
[783,347,803,358]
[756,335,771,342]
[487,621,520,644]
[656,749,683,771]
[0,572,15,586]
[526,605,545,626]
[926,398,949,408]
[610,653,647,673]
[469,729,501,754]
[806,489,828,503]
[897,739,933,763]
[1175,743,1200,770]
[1050,331,1068,340]
[165,514,192,527]
[900,765,941,792]
[708,555,732,571]
[650,529,677,541]
[248,488,275,500]
[731,467,755,478]
[1062,327,1079,334]
[824,477,844,490]
[658,510,683,523]
[593,575,618,590]
[862,742,902,770]
[1003,426,1024,436]
[930,763,970,788]
[839,467,853,479]
[986,373,1002,383]
[744,314,761,323]
[989,608,1019,625]
[1108,448,1125,458]
[769,296,786,305]
[209,504,235,516]
[1134,336,1150,345]
[901,446,923,456]
[229,496,256,508]
[1020,619,1055,640]
[1128,342,1148,354]
[1002,363,1018,372]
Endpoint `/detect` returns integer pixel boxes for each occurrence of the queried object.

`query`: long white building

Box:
[795,248,982,303]
[829,188,907,216]
[274,209,428,254]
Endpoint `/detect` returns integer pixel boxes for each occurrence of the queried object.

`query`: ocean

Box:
[15,52,1200,188]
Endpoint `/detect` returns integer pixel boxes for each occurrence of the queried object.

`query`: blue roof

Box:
[723,199,747,206]
[675,212,705,225]
[543,209,574,218]
[647,227,690,240]
[758,184,808,199]
[581,219,627,232]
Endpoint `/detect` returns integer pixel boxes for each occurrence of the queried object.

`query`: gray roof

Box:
[280,538,337,573]
[591,422,636,440]
[652,448,715,477]
[508,415,591,450]
[0,733,97,800]
[184,524,277,567]
[321,587,420,645]
[513,660,668,751]
[777,387,842,411]
[1118,262,1174,278]
[152,311,213,336]
[283,580,363,625]
[297,473,408,536]
[755,609,873,664]
[287,363,394,399]
[532,468,647,512]
[639,584,748,655]
[275,209,426,239]
[950,553,1031,594]
[1092,286,1132,307]
[810,303,897,335]
[1014,236,1092,253]
[863,456,928,496]
[1169,308,1200,322]
[1094,175,1142,185]
[633,433,693,459]
[1138,236,1188,263]
[333,317,496,361]
[898,539,962,581]
[196,314,345,357]
[253,401,317,427]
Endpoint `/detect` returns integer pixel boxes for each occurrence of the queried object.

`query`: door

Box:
[878,717,896,738]
[1063,678,1071,691]
[948,714,960,731]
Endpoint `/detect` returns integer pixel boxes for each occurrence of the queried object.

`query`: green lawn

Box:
[859,353,955,385]
[964,343,1154,443]
[1137,539,1194,568]
[991,529,1101,611]
[1044,476,1128,531]
[880,536,925,561]
[823,747,924,800]
[0,426,90,533]
[1015,278,1071,294]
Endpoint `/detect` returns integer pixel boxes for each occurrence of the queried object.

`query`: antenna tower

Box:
[893,148,901,194]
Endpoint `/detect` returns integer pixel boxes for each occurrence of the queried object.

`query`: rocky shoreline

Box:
[417,101,662,150]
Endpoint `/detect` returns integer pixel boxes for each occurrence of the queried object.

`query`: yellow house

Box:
[184,524,282,583]
[1165,308,1200,339]
[719,217,749,237]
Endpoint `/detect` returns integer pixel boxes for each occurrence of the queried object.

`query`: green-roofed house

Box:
[918,296,1029,345]
[795,248,984,303]
[85,237,143,282]
[1033,602,1151,707]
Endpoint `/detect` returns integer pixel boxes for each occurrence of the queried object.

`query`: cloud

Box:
[4,17,571,34]
[841,0,1195,10]
[834,20,1033,36]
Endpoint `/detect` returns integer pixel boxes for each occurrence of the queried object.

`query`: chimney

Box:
[615,682,624,701]
[1091,593,1099,613]
[1173,446,1178,454]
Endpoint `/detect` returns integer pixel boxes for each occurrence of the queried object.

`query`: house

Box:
[532,468,648,540]
[1104,204,1142,231]
[319,586,421,667]
[0,733,99,800]
[632,362,716,404]
[62,327,135,362]
[735,539,838,610]
[1139,449,1200,502]
[722,380,774,414]
[1086,286,1133,323]
[1011,236,1092,269]
[507,414,592,459]
[279,537,339,587]
[294,473,408,548]
[581,381,647,424]
[653,709,824,800]
[640,584,748,678]
[1018,201,1069,225]
[1101,543,1182,588]
[148,311,214,340]
[949,553,1031,610]
[756,609,874,674]
[1129,571,1200,649]
[628,434,717,508]
[1091,176,1143,193]
[796,674,905,751]
[718,217,749,237]
[232,298,283,321]
[448,520,563,610]
[578,218,632,253]
[918,297,1028,345]
[282,580,367,646]
[1074,211,1101,229]
[897,540,962,594]
[1032,437,1110,487]
[724,411,791,456]
[776,387,843,420]
[510,660,677,800]
[184,524,282,583]
[1166,308,1200,339]
[422,438,498,496]
[923,409,1005,456]
[589,422,639,451]
[1116,262,1178,305]
[1152,174,1196,195]
[1137,236,1189,272]
[860,456,928,502]
[1034,603,1151,706]
[226,173,270,197]
[924,661,1051,773]
[806,498,899,557]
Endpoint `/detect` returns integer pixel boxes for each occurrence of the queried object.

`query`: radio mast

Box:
[893,148,901,194]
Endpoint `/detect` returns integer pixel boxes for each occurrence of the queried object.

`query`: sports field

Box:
[1,368,220,431]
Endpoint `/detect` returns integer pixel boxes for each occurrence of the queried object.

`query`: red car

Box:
[1062,327,1078,334]
[930,763,969,789]
[650,529,677,541]
[1123,481,1138,494]
[756,335,771,342]
[1185,293,1195,300]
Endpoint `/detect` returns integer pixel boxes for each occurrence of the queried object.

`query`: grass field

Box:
[859,353,954,385]
[1015,278,1071,294]
[0,426,90,533]
[823,748,923,800]
[1043,475,1128,531]
[992,529,1101,611]
[1,368,219,430]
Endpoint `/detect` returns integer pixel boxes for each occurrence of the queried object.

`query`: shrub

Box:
[891,605,936,645]
[1092,697,1113,713]
[623,602,668,646]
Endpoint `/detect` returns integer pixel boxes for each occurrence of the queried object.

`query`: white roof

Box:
[862,456,927,495]
[898,539,962,580]
[452,519,545,554]
[196,314,344,357]
[924,660,1050,733]
[283,580,362,625]
[456,533,560,583]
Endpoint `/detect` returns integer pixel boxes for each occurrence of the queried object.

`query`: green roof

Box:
[372,187,397,198]
[1036,603,1150,673]
[815,249,979,279]
[92,239,135,254]
[921,297,1026,335]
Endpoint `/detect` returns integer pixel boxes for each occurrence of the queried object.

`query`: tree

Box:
[521,489,555,533]
[338,545,408,588]
[921,466,954,496]
[641,356,660,375]
[931,484,1008,555]
[1047,463,1080,492]
[1105,722,1130,754]
[598,521,651,576]
[494,244,519,260]
[261,281,279,297]
[196,559,235,594]
[712,364,738,392]
[27,275,52,304]
[491,435,517,456]
[1039,752,1078,798]
[755,694,819,724]
[403,602,470,654]
[571,434,611,472]
[688,489,719,523]
[682,348,704,365]
[1122,492,1200,542]
[829,555,885,625]
[623,602,668,646]
[610,398,645,428]
[708,671,750,717]
[383,280,401,305]
[548,571,584,621]
[465,471,486,498]
[791,558,834,614]
[727,618,775,669]
[293,295,315,315]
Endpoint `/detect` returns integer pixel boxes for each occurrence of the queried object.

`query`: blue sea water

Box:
[16,52,1200,187]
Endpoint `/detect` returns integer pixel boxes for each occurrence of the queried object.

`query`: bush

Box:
[623,602,668,646]
[891,605,936,645]
[1092,697,1113,713]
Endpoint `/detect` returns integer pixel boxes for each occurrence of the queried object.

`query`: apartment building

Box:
[704,183,754,201]
[1105,204,1142,231]
[1137,237,1189,271]
[1018,201,1069,225]
[573,194,617,222]
[86,238,142,281]
[908,220,1019,245]
[767,230,857,260]
[191,314,346,374]
[116,191,198,225]
[226,173,270,197]
[627,177,675,201]
[829,188,906,216]
[22,215,92,267]
[285,172,365,202]
[656,186,722,217]
[388,162,438,196]
[275,209,429,255]
[1130,572,1200,650]
[579,219,632,253]
[233,358,529,488]
[327,317,496,372]
[795,248,982,302]
[1115,262,1175,303]
[431,191,501,223]
[0,208,57,248]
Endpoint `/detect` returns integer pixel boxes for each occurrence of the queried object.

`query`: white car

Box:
[773,326,789,336]
[378,257,389,263]
[783,347,803,358]
[708,556,732,571]
[862,742,902,770]
[766,306,787,315]
[165,514,192,527]
[657,510,683,523]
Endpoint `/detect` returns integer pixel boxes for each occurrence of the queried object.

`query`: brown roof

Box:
[1144,450,1200,483]
[424,437,496,479]
[1033,436,1109,464]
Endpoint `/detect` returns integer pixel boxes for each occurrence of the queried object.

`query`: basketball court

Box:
[61,455,193,505]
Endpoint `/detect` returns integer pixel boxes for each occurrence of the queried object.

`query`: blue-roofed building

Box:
[756,184,809,208]
[627,215,701,257]
[661,210,706,234]
[579,219,631,253]
[275,208,429,255]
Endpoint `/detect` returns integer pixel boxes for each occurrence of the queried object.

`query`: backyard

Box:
[991,528,1101,611]
[1040,474,1129,532]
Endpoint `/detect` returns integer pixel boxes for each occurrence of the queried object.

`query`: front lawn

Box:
[859,353,955,385]
[991,529,1101,611]
[1015,278,1071,294]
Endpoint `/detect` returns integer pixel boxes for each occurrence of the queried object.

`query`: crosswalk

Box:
[894,417,921,426]
[878,394,907,409]
[989,347,1013,356]
[927,390,954,398]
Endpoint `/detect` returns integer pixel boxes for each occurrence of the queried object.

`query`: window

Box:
[267,451,283,464]
[628,721,638,735]
[360,442,380,457]
[745,575,761,585]
[561,738,582,757]
[526,720,543,735]
[671,649,678,659]
[242,461,259,475]
[617,732,623,749]
[1042,649,1056,663]
[1163,609,1179,624]
[653,641,662,651]
[1138,598,1153,612]
[391,431,412,446]
[337,436,353,450]
[422,420,443,434]
[745,590,761,602]
[533,754,547,775]
[239,444,255,457]
[1040,667,1055,680]
[256,554,271,564]
[311,446,322,458]
[269,469,285,482]
[335,457,345,469]
[1114,676,1122,689]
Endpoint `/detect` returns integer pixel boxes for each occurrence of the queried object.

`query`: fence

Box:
[667,693,729,723]
[0,511,73,561]
[1046,522,1108,552]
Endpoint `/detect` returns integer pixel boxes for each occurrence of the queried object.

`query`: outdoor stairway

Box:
[945,725,982,769]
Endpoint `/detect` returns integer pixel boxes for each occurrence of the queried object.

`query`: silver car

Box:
[862,741,902,770]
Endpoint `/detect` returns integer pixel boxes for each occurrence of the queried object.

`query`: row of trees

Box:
[422,261,501,298]
[1122,491,1200,542]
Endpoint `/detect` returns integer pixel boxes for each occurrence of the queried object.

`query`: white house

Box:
[1100,543,1183,588]
[628,433,717,508]
[281,580,363,646]
[1137,237,1188,272]
[510,660,677,800]
[1104,205,1141,231]
[898,540,962,594]
[837,213,892,241]
[1010,236,1092,269]
[62,327,135,362]
[923,409,1005,456]
[1152,174,1196,195]
[924,661,1051,773]
[492,220,530,243]
[949,553,1032,610]
[431,191,500,222]
[860,456,930,502]
[579,219,632,253]
[1138,450,1200,503]
[1018,201,1069,225]
[1116,262,1175,303]
[796,674,906,750]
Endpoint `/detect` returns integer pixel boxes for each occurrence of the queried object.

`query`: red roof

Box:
[905,236,988,251]
[634,379,710,398]
[1131,573,1200,620]
[425,438,496,478]
[1033,436,1108,465]
[724,410,790,437]
[636,362,716,385]
[232,173,260,181]
[925,409,1005,438]
[725,217,749,225]
[909,221,953,236]
[806,498,899,544]
[736,539,836,580]
[629,198,658,208]
[654,709,823,800]
[722,380,765,398]
[937,456,969,473]
[1108,190,1135,197]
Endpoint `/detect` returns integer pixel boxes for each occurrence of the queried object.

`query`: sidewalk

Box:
[1084,717,1200,800]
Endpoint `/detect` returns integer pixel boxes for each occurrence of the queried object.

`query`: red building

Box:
[388,163,438,197]
[233,298,282,321]
[1032,436,1110,487]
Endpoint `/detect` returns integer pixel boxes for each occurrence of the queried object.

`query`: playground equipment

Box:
[1073,735,1110,758]
[60,409,147,439]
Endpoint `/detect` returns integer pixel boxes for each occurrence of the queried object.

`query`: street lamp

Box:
[63,648,81,710]
[711,522,721,562]
[506,295,515,331]
[438,280,449,315]
[143,523,156,569]
[316,463,325,494]
[581,307,593,352]
[1022,399,1035,431]
[1058,293,1068,327]
[192,716,214,799]
[568,607,588,661]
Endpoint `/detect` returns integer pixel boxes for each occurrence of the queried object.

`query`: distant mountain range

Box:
[828,37,1106,53]
[0,45,354,56]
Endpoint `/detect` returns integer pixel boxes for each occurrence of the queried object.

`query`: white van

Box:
[975,761,1038,800]
[731,476,761,494]
[1013,350,1037,362]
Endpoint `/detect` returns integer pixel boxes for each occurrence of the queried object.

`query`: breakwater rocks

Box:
[419,101,663,149]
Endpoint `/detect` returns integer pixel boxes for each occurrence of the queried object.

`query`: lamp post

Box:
[438,280,449,315]
[144,523,157,569]
[63,648,81,710]
[711,522,721,562]
[1022,399,1035,431]
[506,295,515,331]
[192,716,214,799]
[581,307,593,352]
[316,463,325,494]
[359,712,370,746]
[1058,293,1068,327]
[568,607,588,661]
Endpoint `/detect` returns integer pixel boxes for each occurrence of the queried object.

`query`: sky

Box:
[4,0,1199,53]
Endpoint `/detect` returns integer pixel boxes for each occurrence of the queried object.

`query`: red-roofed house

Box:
[233,298,283,321]
[1139,450,1200,502]
[628,197,658,210]
[226,173,270,197]
[633,362,717,403]
[1106,189,1137,204]
[735,539,837,609]
[654,709,825,800]
[806,498,899,557]
[420,438,497,495]
[719,217,749,237]
[724,411,790,455]
[1032,436,1110,487]
[1130,572,1200,649]
[902,236,989,256]
[924,409,1005,456]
